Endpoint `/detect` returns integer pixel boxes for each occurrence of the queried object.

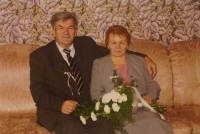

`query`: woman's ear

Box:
[107,45,110,49]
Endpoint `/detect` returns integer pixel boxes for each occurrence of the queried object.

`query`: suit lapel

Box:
[73,43,87,71]
[102,55,116,90]
[49,42,71,71]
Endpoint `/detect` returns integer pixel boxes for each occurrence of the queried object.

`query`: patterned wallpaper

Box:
[0,0,200,46]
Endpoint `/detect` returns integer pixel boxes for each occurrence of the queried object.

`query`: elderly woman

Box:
[90,25,173,134]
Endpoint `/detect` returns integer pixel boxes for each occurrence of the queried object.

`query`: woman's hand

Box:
[145,56,157,78]
[142,96,152,104]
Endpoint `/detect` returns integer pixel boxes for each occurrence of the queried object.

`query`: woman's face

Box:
[107,33,128,57]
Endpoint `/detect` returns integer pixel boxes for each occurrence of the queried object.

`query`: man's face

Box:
[53,19,77,48]
[107,33,128,57]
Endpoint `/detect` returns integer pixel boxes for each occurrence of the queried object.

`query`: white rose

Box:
[91,111,97,121]
[95,101,100,111]
[104,105,110,114]
[118,93,127,103]
[110,90,121,102]
[112,103,120,112]
[118,99,122,103]
[80,116,86,124]
[102,93,112,103]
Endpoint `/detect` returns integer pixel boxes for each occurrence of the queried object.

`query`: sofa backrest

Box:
[1,40,199,114]
[129,39,174,107]
[0,44,40,114]
[168,40,200,107]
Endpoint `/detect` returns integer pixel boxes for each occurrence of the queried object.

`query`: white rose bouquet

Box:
[74,70,167,133]
[74,70,135,133]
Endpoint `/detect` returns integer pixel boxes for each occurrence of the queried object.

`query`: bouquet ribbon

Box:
[131,86,165,120]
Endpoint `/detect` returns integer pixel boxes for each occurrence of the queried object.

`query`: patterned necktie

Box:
[63,49,83,94]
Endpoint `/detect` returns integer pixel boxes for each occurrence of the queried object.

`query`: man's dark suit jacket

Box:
[29,36,145,132]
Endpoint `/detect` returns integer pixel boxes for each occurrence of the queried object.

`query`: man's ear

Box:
[52,29,55,38]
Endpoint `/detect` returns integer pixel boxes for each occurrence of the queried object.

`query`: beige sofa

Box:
[0,39,200,134]
[130,39,200,134]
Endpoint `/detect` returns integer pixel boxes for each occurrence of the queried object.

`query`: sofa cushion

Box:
[175,106,200,134]
[168,118,192,134]
[168,40,200,106]
[0,44,40,114]
[191,119,200,134]
[0,114,50,134]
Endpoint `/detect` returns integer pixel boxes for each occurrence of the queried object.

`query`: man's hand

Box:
[145,56,157,78]
[61,100,78,114]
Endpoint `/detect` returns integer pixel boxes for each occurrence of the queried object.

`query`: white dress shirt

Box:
[56,42,75,65]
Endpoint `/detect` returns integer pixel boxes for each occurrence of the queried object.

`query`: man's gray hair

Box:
[50,11,78,29]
